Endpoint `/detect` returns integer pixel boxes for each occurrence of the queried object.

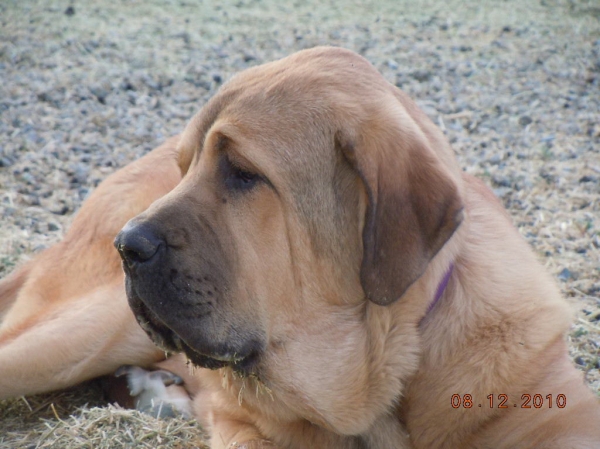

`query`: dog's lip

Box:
[179,338,259,372]
[130,291,260,374]
[178,334,261,374]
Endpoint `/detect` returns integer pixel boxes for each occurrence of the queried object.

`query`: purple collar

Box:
[420,263,454,325]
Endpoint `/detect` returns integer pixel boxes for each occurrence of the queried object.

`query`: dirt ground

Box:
[0,0,598,447]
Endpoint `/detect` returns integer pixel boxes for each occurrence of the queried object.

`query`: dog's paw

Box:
[115,365,192,418]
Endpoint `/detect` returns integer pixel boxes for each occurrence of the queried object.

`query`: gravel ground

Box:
[1,0,599,447]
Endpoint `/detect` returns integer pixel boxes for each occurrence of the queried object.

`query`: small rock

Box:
[557,268,575,281]
[540,135,555,144]
[25,195,40,206]
[492,187,511,198]
[518,115,533,126]
[64,6,75,16]
[488,154,503,165]
[21,173,35,184]
[172,95,192,104]
[90,86,109,104]
[120,79,136,91]
[71,164,90,184]
[411,69,432,82]
[492,174,511,187]
[78,188,90,200]
[52,205,69,215]
[174,32,190,45]
[387,59,399,70]
[185,77,211,90]
[48,222,60,231]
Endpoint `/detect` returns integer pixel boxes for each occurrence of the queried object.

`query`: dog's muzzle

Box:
[114,221,263,376]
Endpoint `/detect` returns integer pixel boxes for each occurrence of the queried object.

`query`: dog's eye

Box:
[230,166,259,190]
[221,157,261,192]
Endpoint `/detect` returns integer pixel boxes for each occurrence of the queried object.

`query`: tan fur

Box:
[1,48,598,448]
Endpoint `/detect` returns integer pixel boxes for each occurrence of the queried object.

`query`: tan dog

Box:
[1,47,599,448]
[114,47,600,448]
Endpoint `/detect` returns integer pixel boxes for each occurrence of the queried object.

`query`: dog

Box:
[1,47,599,448]
[113,47,600,448]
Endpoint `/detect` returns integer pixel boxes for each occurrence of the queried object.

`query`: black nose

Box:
[114,223,163,266]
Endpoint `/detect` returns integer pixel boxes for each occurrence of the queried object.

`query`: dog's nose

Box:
[114,223,163,266]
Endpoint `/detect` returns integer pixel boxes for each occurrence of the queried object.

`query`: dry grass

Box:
[0,382,208,449]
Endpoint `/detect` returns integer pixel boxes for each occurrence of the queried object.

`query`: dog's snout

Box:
[115,223,163,266]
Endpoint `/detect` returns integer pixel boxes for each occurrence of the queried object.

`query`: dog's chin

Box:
[180,340,262,376]
[127,290,176,351]
[127,290,261,376]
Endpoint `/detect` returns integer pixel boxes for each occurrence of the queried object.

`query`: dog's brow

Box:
[211,127,263,173]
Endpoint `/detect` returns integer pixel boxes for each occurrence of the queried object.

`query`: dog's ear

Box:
[338,108,463,306]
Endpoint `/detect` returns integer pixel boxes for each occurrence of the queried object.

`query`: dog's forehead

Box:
[218,48,387,124]
[179,47,396,176]
[210,50,382,157]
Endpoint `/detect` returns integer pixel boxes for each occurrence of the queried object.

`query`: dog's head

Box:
[115,46,463,432]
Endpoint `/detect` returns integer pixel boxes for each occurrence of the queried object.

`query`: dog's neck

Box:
[420,263,454,325]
